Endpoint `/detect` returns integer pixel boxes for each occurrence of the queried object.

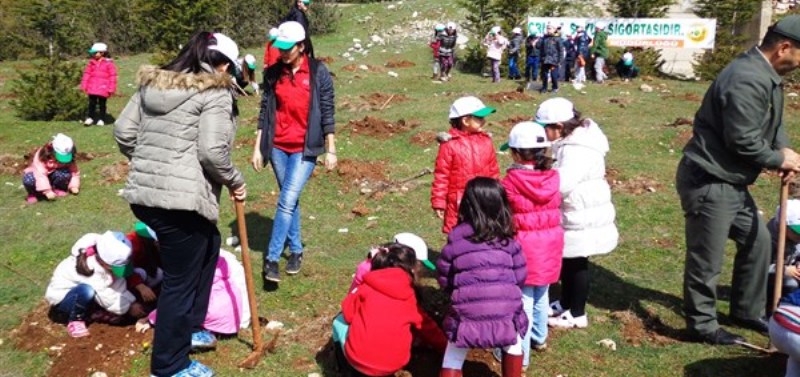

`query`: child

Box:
[125,222,162,306]
[45,231,145,337]
[22,133,80,203]
[616,51,639,81]
[767,198,800,315]
[263,27,281,70]
[80,42,117,126]
[137,249,250,339]
[537,98,618,329]
[349,232,437,292]
[338,243,447,376]
[507,27,523,80]
[574,54,587,84]
[438,22,458,81]
[539,25,563,94]
[500,122,563,365]
[525,31,541,85]
[236,54,260,95]
[769,288,800,376]
[483,26,508,83]
[430,24,445,80]
[432,96,500,233]
[437,177,528,377]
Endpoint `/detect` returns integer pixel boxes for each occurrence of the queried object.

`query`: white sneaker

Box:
[548,311,588,329]
[84,118,94,125]
[549,300,566,317]
[96,120,105,126]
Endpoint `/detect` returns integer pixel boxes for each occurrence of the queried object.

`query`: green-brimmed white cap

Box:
[134,221,157,240]
[96,231,133,278]
[500,121,551,151]
[88,42,107,54]
[244,54,257,70]
[449,96,496,119]
[52,133,74,163]
[394,233,436,271]
[274,21,306,50]
[268,27,279,41]
[781,199,800,234]
[435,23,445,31]
[535,97,575,125]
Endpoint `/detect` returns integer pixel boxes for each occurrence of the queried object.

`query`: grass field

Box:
[0,1,796,376]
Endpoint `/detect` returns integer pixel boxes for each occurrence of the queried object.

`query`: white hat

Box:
[435,23,446,31]
[88,43,108,54]
[449,96,496,119]
[447,22,457,30]
[623,52,634,62]
[490,26,502,34]
[52,133,74,163]
[501,121,551,151]
[595,21,607,30]
[512,27,522,35]
[268,27,279,41]
[394,233,435,271]
[781,199,800,234]
[535,97,575,125]
[208,33,239,65]
[244,54,256,69]
[274,21,306,50]
[96,231,133,277]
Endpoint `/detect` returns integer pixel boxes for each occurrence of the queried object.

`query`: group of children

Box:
[332,95,618,376]
[429,22,459,81]
[45,223,250,341]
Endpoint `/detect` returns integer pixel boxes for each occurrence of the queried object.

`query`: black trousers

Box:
[87,95,107,121]
[131,204,220,377]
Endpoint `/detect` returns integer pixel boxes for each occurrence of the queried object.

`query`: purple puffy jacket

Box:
[436,223,528,348]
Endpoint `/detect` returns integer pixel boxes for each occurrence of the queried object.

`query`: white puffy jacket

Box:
[553,119,618,258]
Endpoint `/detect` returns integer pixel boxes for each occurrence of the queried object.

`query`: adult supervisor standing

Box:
[676,16,800,346]
[252,21,336,283]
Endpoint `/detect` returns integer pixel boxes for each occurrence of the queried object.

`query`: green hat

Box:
[302,0,311,4]
[111,263,133,278]
[773,15,800,42]
[274,21,306,50]
[134,221,157,240]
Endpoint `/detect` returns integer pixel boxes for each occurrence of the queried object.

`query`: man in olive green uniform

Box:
[677,16,800,345]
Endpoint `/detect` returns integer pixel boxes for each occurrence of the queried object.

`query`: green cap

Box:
[54,151,73,163]
[302,0,311,4]
[791,225,800,234]
[111,263,133,278]
[421,259,436,271]
[134,221,157,240]
[472,106,496,118]
[774,15,800,42]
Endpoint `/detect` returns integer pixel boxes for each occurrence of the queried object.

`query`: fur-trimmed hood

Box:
[134,65,233,115]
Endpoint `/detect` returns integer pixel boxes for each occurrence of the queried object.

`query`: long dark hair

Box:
[458,177,515,244]
[162,31,233,74]
[371,242,418,281]
[560,109,589,138]
[38,142,77,164]
[75,247,95,277]
[511,148,554,170]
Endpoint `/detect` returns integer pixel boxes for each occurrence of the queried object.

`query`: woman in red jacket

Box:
[431,96,500,233]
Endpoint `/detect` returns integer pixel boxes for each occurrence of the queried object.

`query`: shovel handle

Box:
[235,200,264,352]
[772,182,790,314]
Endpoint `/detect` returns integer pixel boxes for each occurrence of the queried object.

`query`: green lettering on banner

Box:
[674,24,681,36]
[653,24,660,35]
[625,24,633,35]
[633,24,640,35]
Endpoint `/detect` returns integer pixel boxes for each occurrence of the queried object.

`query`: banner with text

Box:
[527,17,717,49]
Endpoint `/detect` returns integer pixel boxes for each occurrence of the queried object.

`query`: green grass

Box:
[0,1,796,376]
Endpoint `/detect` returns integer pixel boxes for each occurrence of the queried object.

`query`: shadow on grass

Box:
[226,210,273,254]
[683,353,786,377]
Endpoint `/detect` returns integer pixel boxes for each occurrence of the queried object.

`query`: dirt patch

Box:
[99,161,129,184]
[409,131,439,147]
[608,97,633,108]
[0,92,17,100]
[385,60,416,68]
[673,127,693,148]
[341,64,385,73]
[75,152,109,162]
[677,92,702,102]
[337,159,387,183]
[11,303,151,377]
[339,93,410,112]
[346,117,420,139]
[789,102,800,111]
[664,117,692,127]
[492,115,531,130]
[606,167,663,195]
[317,56,335,64]
[0,153,26,175]
[484,91,533,103]
[611,310,679,347]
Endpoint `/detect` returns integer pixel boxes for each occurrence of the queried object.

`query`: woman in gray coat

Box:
[114,32,246,377]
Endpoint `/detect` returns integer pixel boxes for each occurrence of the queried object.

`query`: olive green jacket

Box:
[683,46,790,185]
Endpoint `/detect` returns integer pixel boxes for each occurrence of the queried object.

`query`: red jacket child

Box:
[342,267,446,376]
[80,57,117,98]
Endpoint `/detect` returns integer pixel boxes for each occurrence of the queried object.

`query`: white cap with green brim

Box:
[535,97,575,125]
[449,96,496,119]
[96,231,133,278]
[500,121,551,151]
[244,54,256,70]
[394,233,436,271]
[274,21,306,50]
[88,42,107,54]
[52,133,74,163]
[781,199,800,234]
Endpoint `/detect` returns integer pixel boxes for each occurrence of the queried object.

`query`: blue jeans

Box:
[522,285,549,366]
[55,283,95,322]
[525,56,540,82]
[266,148,316,262]
[508,55,520,78]
[541,64,559,91]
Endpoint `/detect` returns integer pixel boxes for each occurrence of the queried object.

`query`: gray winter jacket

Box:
[508,34,523,57]
[114,65,245,223]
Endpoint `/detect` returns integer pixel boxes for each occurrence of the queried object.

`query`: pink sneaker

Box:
[67,321,90,337]
[53,189,68,197]
[26,195,38,204]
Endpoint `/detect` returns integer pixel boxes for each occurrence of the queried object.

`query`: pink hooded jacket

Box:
[23,146,80,193]
[80,58,117,98]
[502,166,563,286]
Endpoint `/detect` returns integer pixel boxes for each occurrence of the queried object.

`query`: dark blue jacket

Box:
[257,58,335,165]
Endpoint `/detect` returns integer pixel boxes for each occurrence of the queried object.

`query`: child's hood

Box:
[134,65,232,115]
[504,168,559,204]
[558,119,609,155]
[362,268,414,300]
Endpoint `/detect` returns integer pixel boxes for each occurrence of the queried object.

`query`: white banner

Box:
[527,17,717,49]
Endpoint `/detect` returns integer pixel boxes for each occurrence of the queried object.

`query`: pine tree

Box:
[692,0,760,80]
[609,0,675,18]
[10,58,85,121]
[458,0,495,37]
[14,0,91,57]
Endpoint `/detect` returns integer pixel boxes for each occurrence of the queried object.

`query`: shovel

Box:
[757,181,791,353]
[234,200,267,368]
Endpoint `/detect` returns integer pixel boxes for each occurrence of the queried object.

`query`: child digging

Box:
[22,133,80,203]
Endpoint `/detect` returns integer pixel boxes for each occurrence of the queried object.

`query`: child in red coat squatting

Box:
[432,96,500,233]
[80,42,117,126]
[336,243,447,376]
[125,222,163,306]
[22,133,80,204]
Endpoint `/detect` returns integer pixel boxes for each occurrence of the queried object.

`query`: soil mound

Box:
[346,117,420,139]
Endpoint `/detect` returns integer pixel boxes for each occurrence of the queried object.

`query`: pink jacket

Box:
[502,166,563,286]
[23,147,80,193]
[80,58,117,98]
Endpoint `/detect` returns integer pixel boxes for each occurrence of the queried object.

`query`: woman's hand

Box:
[231,184,247,201]
[136,284,157,303]
[252,150,263,172]
[324,152,337,171]
[128,302,147,318]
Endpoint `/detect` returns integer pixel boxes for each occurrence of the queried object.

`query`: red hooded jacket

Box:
[342,268,446,376]
[431,128,500,233]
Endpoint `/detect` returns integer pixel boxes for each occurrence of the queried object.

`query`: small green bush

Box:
[457,43,486,74]
[11,58,85,121]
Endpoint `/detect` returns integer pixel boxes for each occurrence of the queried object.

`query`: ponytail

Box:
[75,247,95,277]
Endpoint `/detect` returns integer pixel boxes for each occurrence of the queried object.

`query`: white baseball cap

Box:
[490,26,501,34]
[512,27,522,34]
[244,54,256,69]
[535,97,575,125]
[268,27,279,41]
[781,199,800,234]
[274,21,306,50]
[501,121,551,151]
[52,133,74,163]
[88,42,107,54]
[447,22,457,30]
[435,23,445,31]
[96,231,133,277]
[208,33,239,65]
[596,21,607,30]
[394,233,435,271]
[449,96,496,119]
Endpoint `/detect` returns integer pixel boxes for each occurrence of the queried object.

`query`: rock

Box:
[225,236,239,247]
[95,343,104,351]
[412,11,418,18]
[308,215,316,220]
[367,216,379,221]
[338,228,349,233]
[234,246,242,252]
[790,92,799,98]
[639,84,654,93]
[342,52,351,58]
[371,35,385,45]
[354,43,362,50]
[308,374,322,377]
[266,321,284,330]
[358,64,369,71]
[387,4,395,9]
[596,338,617,351]
[352,38,361,43]
[388,71,399,78]
[646,186,656,193]
[49,344,64,351]
[90,373,109,377]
